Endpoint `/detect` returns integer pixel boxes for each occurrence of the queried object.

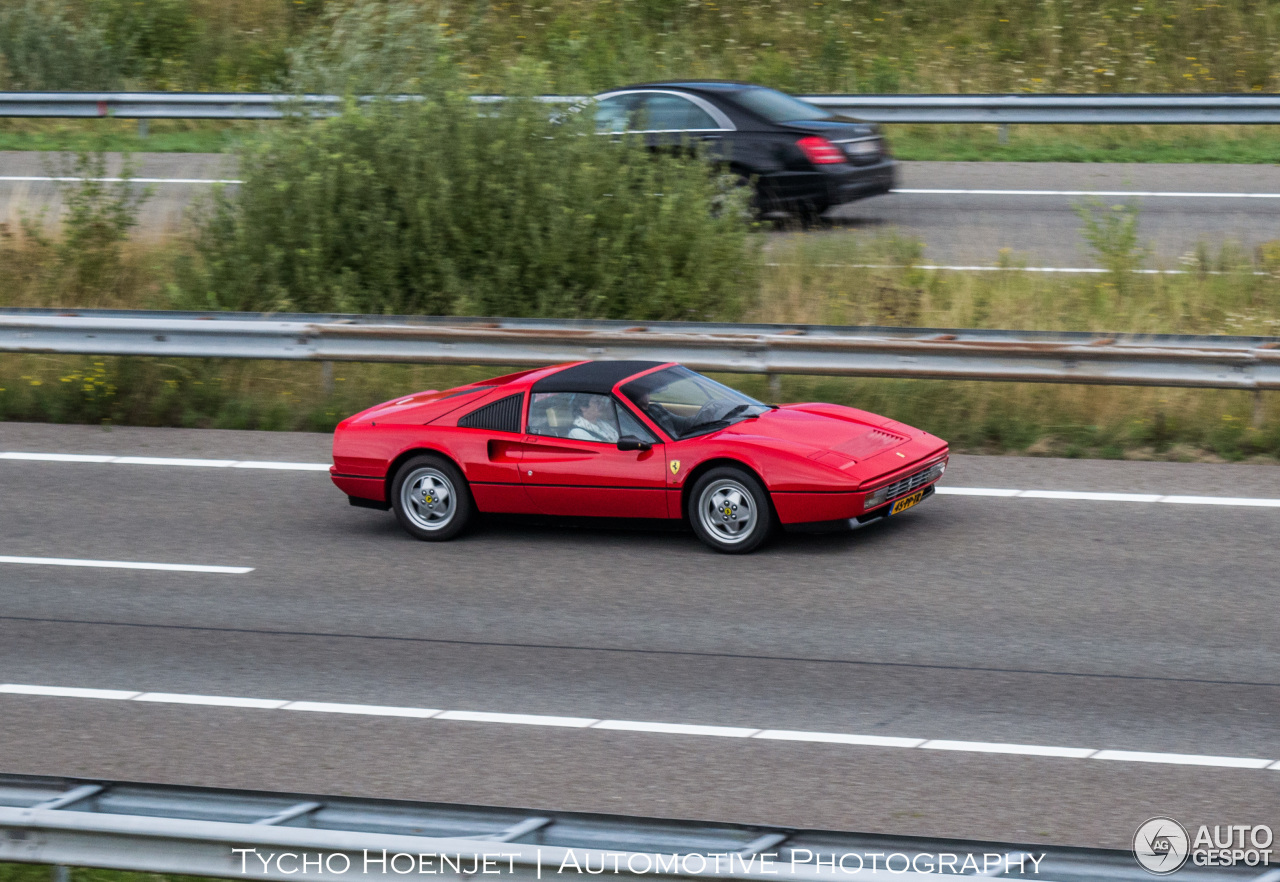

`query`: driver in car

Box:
[568,395,620,443]
[631,389,682,438]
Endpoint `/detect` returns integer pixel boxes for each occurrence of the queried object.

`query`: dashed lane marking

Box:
[1,683,1275,772]
[0,556,252,574]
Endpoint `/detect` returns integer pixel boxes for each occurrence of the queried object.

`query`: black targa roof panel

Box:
[531,361,667,395]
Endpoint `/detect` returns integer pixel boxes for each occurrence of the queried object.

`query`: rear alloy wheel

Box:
[391,454,474,541]
[688,466,774,554]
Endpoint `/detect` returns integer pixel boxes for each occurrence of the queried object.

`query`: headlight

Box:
[864,487,889,509]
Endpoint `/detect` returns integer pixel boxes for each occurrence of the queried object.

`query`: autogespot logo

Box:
[1134,817,1191,875]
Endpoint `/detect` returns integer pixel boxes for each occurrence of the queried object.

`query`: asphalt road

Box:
[1,422,1279,850]
[5,151,1280,266]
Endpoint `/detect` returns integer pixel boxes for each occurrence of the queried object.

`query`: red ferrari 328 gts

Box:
[330,360,948,553]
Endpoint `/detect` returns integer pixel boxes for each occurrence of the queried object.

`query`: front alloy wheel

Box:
[391,454,474,541]
[688,466,773,554]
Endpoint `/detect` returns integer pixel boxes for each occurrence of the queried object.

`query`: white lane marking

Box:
[934,487,1280,507]
[232,461,331,471]
[0,176,242,185]
[934,487,1022,497]
[593,720,761,738]
[284,701,441,718]
[765,263,1260,275]
[1018,490,1164,503]
[755,730,925,748]
[2,683,1274,771]
[7,180,1272,198]
[1,452,327,471]
[134,693,287,709]
[920,740,1097,758]
[113,456,237,467]
[894,188,1280,199]
[1093,749,1274,769]
[0,556,252,574]
[0,452,118,463]
[5,452,1280,508]
[1159,495,1280,508]
[437,710,599,728]
[0,684,140,700]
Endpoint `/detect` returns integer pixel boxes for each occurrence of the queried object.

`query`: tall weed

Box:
[1,150,152,306]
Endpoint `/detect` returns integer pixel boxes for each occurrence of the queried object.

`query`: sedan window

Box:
[730,87,834,123]
[594,95,639,133]
[634,93,720,131]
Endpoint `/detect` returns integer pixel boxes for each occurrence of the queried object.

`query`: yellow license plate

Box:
[890,490,925,515]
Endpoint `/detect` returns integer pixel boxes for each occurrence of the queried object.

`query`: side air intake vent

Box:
[457,393,524,433]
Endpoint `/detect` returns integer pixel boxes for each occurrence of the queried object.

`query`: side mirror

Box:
[617,436,652,452]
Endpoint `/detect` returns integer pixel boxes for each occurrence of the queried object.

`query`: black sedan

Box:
[591,81,896,220]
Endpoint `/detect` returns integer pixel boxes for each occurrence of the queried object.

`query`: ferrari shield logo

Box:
[669,460,681,475]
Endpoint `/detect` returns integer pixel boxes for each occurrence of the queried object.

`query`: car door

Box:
[520,391,667,519]
[630,91,732,158]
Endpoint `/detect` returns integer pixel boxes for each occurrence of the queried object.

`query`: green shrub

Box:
[181,96,758,321]
[4,149,151,306]
[0,0,123,89]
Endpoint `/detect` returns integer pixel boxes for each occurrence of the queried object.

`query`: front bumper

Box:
[784,484,937,534]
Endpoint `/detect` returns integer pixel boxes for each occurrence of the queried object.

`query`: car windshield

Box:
[729,87,834,123]
[621,366,771,439]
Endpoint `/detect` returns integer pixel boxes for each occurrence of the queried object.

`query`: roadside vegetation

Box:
[3,173,1278,460]
[2,0,1279,461]
[4,0,1280,95]
[7,0,1280,161]
[0,864,211,882]
[12,119,1280,166]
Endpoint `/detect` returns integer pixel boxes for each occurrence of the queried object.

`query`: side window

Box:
[594,95,638,133]
[529,392,620,443]
[616,402,659,443]
[635,93,720,130]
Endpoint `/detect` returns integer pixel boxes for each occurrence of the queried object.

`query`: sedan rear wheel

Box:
[688,466,773,554]
[391,454,474,541]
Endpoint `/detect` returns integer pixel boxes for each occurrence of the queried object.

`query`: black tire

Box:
[796,204,831,229]
[390,454,474,541]
[687,466,774,554]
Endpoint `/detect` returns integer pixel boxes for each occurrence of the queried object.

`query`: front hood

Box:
[720,404,909,461]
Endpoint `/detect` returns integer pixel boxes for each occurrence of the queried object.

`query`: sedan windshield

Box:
[730,87,834,123]
[622,366,771,439]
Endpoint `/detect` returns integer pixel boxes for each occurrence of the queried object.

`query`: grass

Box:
[887,124,1280,164]
[2,224,1279,462]
[0,864,215,882]
[8,0,1280,164]
[10,119,1280,166]
[756,234,1280,335]
[14,0,1279,95]
[0,120,261,154]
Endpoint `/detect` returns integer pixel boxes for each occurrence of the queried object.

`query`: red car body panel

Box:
[331,361,948,526]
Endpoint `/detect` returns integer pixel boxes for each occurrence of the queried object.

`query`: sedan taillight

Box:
[796,135,846,165]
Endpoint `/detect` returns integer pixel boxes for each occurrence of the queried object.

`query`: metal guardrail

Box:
[1,309,1279,391]
[0,773,1255,881]
[4,91,1280,125]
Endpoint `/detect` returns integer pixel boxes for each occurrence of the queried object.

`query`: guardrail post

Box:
[998,123,1010,145]
[1254,390,1266,428]
[768,373,782,399]
[52,865,69,882]
[322,361,334,396]
[137,119,148,140]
